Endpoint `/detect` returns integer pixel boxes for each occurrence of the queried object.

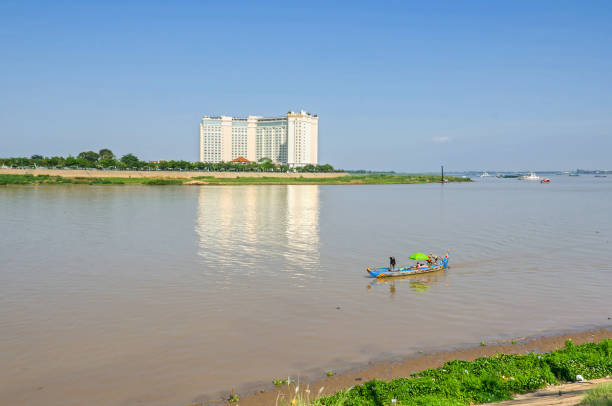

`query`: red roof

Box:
[232,156,250,163]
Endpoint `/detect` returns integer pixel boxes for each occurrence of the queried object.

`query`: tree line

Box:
[0,149,338,173]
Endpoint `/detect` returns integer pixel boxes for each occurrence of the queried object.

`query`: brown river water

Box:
[1,176,611,405]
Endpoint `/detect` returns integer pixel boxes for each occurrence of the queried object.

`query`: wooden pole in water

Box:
[441,165,444,183]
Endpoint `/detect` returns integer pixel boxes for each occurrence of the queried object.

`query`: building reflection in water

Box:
[195,186,320,284]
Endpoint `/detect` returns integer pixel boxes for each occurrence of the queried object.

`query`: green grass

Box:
[1,173,470,186]
[306,339,612,406]
[0,174,127,185]
[0,174,41,184]
[191,174,469,185]
[579,383,612,405]
[142,178,184,185]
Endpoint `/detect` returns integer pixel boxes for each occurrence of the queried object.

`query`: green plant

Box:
[579,382,612,405]
[326,371,335,377]
[480,341,487,346]
[227,388,239,403]
[274,378,289,386]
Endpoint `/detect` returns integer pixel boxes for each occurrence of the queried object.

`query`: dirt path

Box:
[482,378,611,405]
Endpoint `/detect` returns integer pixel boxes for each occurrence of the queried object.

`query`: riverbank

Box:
[224,327,611,406]
[0,169,469,185]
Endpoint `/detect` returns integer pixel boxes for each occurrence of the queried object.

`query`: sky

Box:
[1,0,611,172]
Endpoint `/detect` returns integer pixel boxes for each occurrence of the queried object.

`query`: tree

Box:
[31,154,43,160]
[99,158,118,168]
[120,153,139,168]
[65,156,78,167]
[98,148,114,160]
[261,161,274,172]
[77,157,93,168]
[77,151,100,163]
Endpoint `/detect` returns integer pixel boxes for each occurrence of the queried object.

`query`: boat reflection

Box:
[367,269,449,295]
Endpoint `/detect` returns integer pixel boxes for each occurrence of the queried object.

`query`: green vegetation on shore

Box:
[279,339,611,406]
[0,174,127,185]
[0,173,469,186]
[191,174,468,185]
[580,382,612,405]
[1,149,337,173]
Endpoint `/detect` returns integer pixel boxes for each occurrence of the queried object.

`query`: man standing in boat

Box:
[389,256,396,271]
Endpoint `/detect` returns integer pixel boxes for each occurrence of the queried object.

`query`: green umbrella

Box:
[409,252,429,260]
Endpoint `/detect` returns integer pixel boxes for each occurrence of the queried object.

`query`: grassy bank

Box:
[280,339,612,406]
[0,173,469,186]
[580,382,612,405]
[190,174,469,185]
[0,174,130,185]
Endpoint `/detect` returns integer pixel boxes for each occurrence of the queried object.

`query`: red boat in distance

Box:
[541,178,551,183]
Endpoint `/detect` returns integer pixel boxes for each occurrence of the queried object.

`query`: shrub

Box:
[143,179,183,185]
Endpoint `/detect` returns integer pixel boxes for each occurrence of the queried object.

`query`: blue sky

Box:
[1,0,611,171]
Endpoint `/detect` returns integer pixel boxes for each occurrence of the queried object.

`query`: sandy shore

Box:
[0,168,349,179]
[210,327,612,406]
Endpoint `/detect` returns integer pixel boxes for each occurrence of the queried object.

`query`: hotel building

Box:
[199,110,318,167]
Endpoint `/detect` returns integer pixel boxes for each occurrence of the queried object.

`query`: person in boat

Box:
[389,256,396,271]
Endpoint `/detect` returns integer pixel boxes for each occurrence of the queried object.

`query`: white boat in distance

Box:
[480,171,492,177]
[520,172,540,181]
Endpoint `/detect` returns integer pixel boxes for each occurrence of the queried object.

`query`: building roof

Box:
[232,156,250,163]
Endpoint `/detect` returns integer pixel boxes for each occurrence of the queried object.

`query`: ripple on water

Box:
[0,179,611,406]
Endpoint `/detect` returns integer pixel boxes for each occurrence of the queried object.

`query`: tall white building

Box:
[199,110,318,167]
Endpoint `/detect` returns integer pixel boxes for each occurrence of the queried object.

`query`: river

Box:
[1,176,611,405]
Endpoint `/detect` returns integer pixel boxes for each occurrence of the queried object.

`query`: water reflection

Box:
[195,186,320,282]
[367,269,449,296]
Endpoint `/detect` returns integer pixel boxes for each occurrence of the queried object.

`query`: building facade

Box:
[199,110,318,167]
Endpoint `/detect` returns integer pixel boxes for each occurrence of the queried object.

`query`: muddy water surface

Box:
[1,176,611,405]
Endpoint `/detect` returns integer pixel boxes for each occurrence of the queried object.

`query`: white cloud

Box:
[432,136,451,143]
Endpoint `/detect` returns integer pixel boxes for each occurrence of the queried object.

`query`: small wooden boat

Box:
[367,255,449,278]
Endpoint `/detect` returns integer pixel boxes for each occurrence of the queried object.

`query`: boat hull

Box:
[368,258,449,278]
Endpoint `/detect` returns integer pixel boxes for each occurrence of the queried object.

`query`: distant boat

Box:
[594,175,607,178]
[520,172,540,181]
[480,171,492,177]
[497,174,520,178]
[569,173,580,177]
[540,178,551,183]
